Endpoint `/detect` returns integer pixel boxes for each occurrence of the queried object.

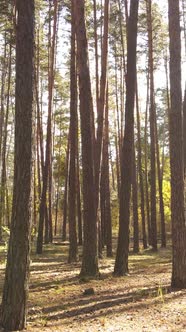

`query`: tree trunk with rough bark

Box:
[168,0,186,289]
[1,0,34,329]
[74,0,99,277]
[37,0,57,254]
[114,0,139,276]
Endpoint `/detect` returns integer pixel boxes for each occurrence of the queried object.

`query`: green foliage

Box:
[111,191,119,232]
[2,225,10,238]
[162,158,171,224]
[138,1,168,69]
[0,0,14,30]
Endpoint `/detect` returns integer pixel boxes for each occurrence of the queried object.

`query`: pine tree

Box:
[168,0,186,289]
[114,0,139,276]
[1,0,34,329]
[74,0,99,277]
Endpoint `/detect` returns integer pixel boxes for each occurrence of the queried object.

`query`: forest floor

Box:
[0,241,186,332]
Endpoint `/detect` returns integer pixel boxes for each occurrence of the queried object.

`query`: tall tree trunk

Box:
[119,56,125,144]
[1,0,34,329]
[93,0,99,111]
[62,137,70,242]
[0,33,7,165]
[54,127,62,237]
[76,158,82,246]
[54,188,59,236]
[95,0,109,214]
[74,0,99,277]
[48,153,53,243]
[114,109,121,199]
[124,0,128,26]
[104,87,112,257]
[183,88,186,177]
[94,0,110,255]
[144,72,151,245]
[68,0,78,262]
[182,0,186,56]
[118,0,127,77]
[100,86,112,256]
[146,0,157,251]
[132,142,139,254]
[114,45,122,195]
[100,155,106,251]
[114,48,122,163]
[76,112,82,245]
[182,0,186,176]
[6,181,10,228]
[168,0,186,288]
[109,144,116,192]
[0,42,12,236]
[136,82,147,249]
[37,0,57,254]
[0,35,7,240]
[114,0,139,276]
[155,117,166,247]
[33,162,37,237]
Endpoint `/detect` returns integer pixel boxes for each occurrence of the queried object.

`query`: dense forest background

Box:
[0,0,186,331]
[0,0,174,253]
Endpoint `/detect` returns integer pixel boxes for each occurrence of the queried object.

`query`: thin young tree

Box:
[68,0,78,263]
[144,71,151,245]
[95,0,110,217]
[37,0,58,254]
[146,0,157,251]
[100,86,112,257]
[1,0,34,329]
[62,136,70,242]
[76,141,82,245]
[0,42,12,237]
[132,142,139,254]
[0,35,7,241]
[136,82,147,249]
[155,117,166,247]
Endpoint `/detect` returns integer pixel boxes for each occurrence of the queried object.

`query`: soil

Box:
[0,243,186,332]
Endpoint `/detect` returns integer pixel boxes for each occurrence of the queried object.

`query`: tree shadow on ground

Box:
[28,285,185,324]
[30,274,80,292]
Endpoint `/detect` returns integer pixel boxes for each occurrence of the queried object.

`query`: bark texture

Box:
[114,0,139,276]
[1,0,34,329]
[168,0,186,288]
[74,0,99,277]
